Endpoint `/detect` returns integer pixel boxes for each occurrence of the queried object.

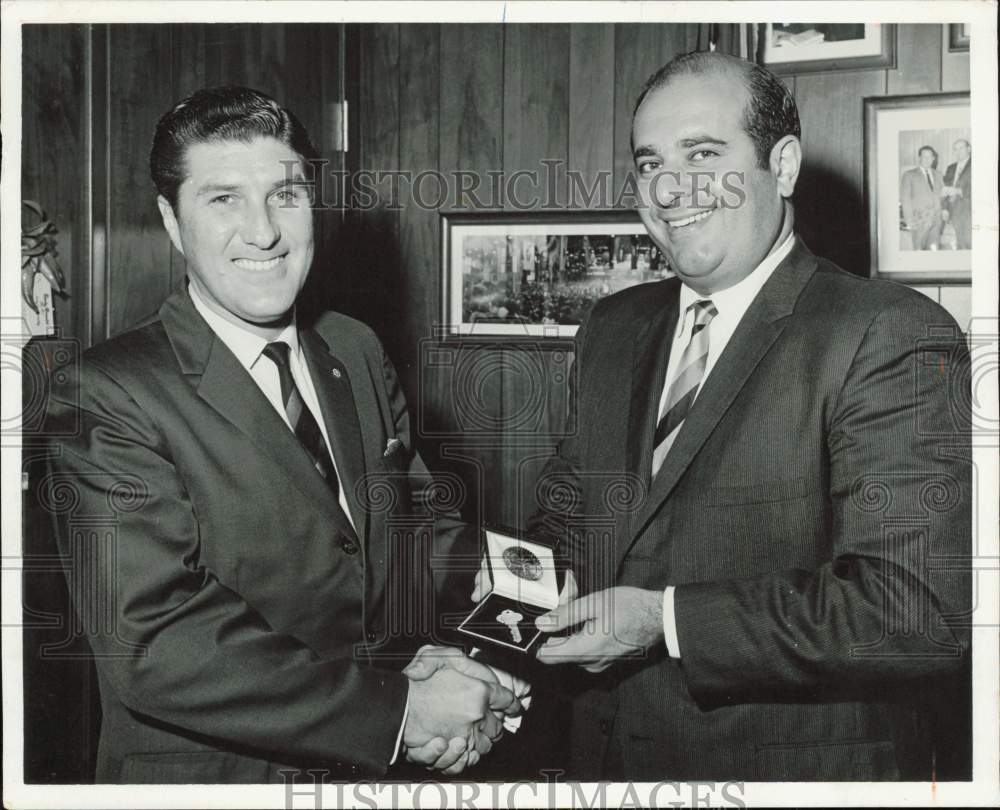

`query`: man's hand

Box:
[470,556,492,602]
[404,645,530,707]
[402,647,521,774]
[534,586,664,673]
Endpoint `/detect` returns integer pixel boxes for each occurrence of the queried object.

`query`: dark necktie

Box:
[261,341,340,498]
[651,299,718,478]
[925,169,934,191]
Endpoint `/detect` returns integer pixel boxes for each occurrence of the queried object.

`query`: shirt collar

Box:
[678,230,796,320]
[188,281,299,373]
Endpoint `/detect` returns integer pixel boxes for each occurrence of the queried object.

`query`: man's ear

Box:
[770,135,802,199]
[157,195,185,256]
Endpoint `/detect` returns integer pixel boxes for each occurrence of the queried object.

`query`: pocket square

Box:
[383,437,403,457]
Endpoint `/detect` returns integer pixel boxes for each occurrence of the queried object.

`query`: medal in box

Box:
[458,527,560,655]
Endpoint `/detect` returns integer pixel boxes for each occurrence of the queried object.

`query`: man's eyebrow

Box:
[195,183,242,197]
[632,136,729,160]
[678,135,729,148]
[194,178,311,197]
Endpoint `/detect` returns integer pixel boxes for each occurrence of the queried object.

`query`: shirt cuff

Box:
[389,697,409,765]
[663,585,681,659]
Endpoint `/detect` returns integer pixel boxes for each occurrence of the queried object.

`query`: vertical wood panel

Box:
[353,25,401,350]
[939,286,971,331]
[439,25,504,196]
[569,24,615,209]
[436,25,506,523]
[107,24,175,335]
[795,70,885,275]
[941,28,970,91]
[502,24,570,210]
[888,24,942,95]
[21,24,91,346]
[170,23,207,100]
[612,24,689,202]
[397,25,440,393]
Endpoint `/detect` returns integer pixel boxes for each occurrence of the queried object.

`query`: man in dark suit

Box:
[942,138,972,249]
[900,146,945,250]
[45,87,523,783]
[507,52,971,781]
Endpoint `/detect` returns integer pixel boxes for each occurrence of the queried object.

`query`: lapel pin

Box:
[331,368,342,379]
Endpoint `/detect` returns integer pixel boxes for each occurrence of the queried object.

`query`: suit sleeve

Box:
[46,361,409,773]
[525,310,594,584]
[901,172,915,225]
[672,294,972,704]
[376,342,480,625]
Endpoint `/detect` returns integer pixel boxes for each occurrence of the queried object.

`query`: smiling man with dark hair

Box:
[46,86,524,784]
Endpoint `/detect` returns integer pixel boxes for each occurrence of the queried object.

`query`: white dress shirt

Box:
[188,282,357,531]
[660,232,796,658]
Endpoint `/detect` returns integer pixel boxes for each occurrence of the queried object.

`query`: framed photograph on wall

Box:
[864,92,971,283]
[949,23,971,52]
[441,210,671,337]
[759,23,896,74]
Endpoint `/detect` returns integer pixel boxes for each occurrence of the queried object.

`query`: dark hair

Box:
[150,86,318,210]
[918,145,937,158]
[632,51,801,169]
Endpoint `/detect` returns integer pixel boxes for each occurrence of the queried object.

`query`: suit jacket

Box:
[943,159,972,245]
[530,238,971,780]
[45,286,473,783]
[900,166,944,229]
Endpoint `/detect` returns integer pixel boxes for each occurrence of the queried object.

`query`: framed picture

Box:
[949,23,971,52]
[441,210,670,337]
[759,23,896,74]
[864,92,971,283]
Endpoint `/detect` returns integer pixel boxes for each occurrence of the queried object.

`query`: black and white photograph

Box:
[2,3,996,809]
[444,212,669,337]
[865,92,972,282]
[760,22,896,74]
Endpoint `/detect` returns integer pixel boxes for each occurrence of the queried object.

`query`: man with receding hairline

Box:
[491,51,971,781]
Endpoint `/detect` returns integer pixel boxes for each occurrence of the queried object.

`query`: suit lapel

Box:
[160,288,359,542]
[300,330,369,544]
[622,239,819,560]
[625,284,681,485]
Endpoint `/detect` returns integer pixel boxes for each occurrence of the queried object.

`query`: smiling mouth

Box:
[232,255,286,271]
[665,207,716,230]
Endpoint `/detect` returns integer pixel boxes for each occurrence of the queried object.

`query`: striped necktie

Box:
[651,299,718,478]
[261,341,340,498]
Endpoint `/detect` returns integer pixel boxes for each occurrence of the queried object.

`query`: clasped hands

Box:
[472,561,665,674]
[401,645,530,774]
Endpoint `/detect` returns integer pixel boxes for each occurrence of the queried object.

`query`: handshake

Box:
[400,645,530,775]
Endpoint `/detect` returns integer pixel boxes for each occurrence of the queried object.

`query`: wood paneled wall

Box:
[351,23,972,530]
[20,23,349,783]
[22,23,348,350]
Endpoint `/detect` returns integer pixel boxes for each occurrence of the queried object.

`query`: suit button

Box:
[366,630,377,642]
[341,539,359,555]
[599,719,610,735]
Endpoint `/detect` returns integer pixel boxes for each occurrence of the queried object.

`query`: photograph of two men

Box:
[7,4,997,807]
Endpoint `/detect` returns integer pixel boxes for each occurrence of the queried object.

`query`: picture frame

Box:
[864,92,971,283]
[759,23,896,75]
[441,210,670,338]
[949,23,971,52]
